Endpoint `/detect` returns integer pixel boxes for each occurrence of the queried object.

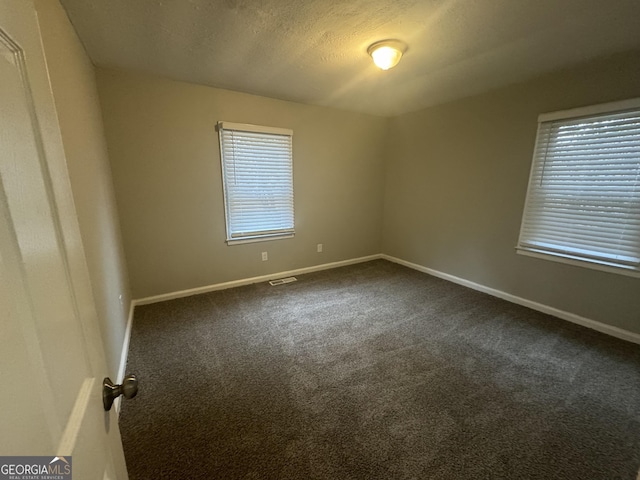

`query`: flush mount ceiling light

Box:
[367,39,408,70]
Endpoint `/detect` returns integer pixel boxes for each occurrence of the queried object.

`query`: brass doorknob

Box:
[103,374,138,411]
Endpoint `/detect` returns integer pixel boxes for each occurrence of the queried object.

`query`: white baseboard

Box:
[382,254,640,345]
[133,254,383,306]
[117,253,639,401]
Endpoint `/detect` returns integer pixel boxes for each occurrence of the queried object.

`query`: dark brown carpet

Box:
[120,260,640,479]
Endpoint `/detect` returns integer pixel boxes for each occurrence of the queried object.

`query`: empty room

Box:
[2,0,640,479]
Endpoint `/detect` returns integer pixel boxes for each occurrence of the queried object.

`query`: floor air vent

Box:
[269,277,297,286]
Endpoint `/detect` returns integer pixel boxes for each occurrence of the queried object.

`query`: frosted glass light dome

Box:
[367,40,408,70]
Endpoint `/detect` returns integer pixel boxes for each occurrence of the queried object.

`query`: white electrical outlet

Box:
[262,252,268,261]
[317,243,323,253]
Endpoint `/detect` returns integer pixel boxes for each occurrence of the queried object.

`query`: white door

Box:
[0,1,128,478]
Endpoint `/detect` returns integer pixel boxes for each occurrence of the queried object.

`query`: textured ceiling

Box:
[58,0,640,116]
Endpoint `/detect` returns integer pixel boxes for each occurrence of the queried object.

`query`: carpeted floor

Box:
[120,260,640,479]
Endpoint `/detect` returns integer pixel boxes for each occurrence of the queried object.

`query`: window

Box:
[218,122,294,244]
[517,98,640,276]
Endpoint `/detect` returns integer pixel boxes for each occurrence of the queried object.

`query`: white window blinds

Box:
[517,99,640,274]
[218,122,294,243]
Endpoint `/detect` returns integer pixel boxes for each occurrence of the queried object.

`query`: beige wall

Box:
[92,49,639,335]
[382,50,640,334]
[96,68,388,299]
[36,0,131,377]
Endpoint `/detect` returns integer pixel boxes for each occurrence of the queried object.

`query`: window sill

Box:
[516,247,640,278]
[227,233,294,246]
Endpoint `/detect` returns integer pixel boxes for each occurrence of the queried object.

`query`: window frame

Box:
[217,121,295,245]
[516,98,640,278]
